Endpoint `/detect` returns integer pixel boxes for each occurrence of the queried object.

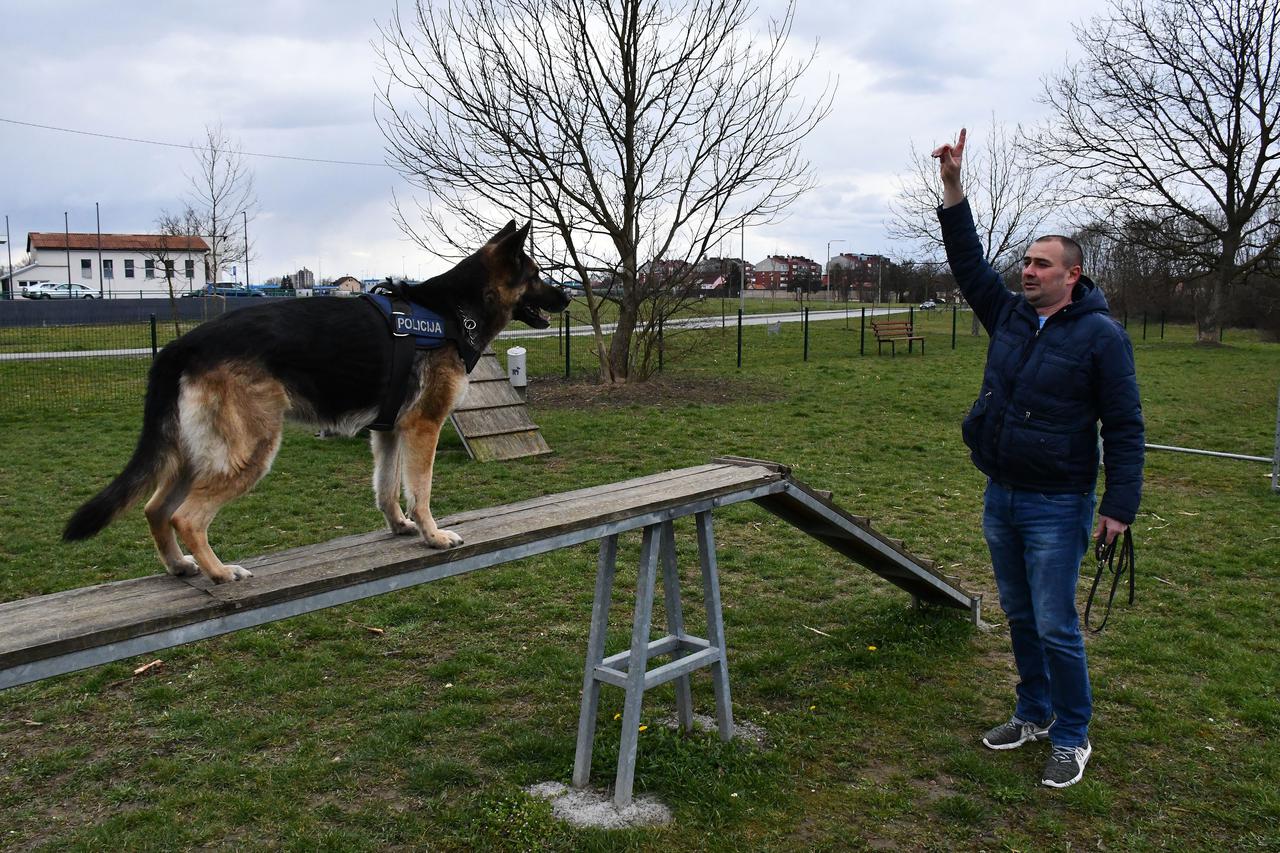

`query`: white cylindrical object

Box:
[507,346,527,388]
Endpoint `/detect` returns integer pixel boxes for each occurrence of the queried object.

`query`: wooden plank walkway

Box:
[0,459,977,691]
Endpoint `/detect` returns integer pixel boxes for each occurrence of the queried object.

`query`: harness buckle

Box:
[391,311,410,337]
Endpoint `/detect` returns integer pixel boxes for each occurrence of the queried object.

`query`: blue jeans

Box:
[983,480,1095,748]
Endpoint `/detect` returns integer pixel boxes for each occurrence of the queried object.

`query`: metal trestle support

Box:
[572,512,734,808]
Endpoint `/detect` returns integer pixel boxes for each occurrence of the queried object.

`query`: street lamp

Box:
[825,239,844,303]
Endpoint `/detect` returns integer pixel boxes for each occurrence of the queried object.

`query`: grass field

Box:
[0,314,1276,851]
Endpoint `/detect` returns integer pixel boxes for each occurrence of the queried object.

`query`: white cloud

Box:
[1,0,1112,280]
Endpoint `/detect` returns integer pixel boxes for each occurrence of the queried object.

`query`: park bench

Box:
[871,318,925,356]
[0,456,978,808]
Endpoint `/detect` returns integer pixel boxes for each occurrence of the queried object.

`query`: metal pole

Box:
[96,202,104,298]
[150,314,158,358]
[803,307,809,361]
[564,310,571,378]
[952,304,958,349]
[1142,312,1148,341]
[860,307,865,356]
[64,211,71,287]
[1273,383,1280,494]
[243,210,250,288]
[737,308,747,368]
[4,215,12,300]
[1145,443,1272,463]
[1160,311,1166,339]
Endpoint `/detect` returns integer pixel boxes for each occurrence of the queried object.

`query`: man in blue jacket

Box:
[933,128,1144,788]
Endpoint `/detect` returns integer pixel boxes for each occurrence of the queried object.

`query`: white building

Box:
[4,232,211,298]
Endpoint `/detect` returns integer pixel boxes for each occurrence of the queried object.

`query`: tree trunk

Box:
[609,300,637,383]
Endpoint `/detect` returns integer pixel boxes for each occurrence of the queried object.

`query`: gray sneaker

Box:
[982,716,1052,750]
[1041,741,1092,788]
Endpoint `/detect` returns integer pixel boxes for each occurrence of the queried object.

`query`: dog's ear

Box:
[493,221,531,256]
[488,220,519,244]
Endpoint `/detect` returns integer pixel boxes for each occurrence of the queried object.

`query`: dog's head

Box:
[483,221,570,329]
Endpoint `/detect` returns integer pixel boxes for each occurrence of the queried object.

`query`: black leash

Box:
[1084,528,1135,633]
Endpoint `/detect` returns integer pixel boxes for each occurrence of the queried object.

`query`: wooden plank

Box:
[0,578,231,669]
[0,463,782,671]
[205,464,782,608]
[451,405,536,434]
[467,431,551,461]
[467,352,508,382]
[454,379,525,409]
[232,463,739,581]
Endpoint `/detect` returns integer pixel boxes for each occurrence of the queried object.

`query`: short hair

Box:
[1032,235,1083,270]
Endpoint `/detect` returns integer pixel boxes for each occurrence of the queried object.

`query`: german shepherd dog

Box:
[64,221,569,583]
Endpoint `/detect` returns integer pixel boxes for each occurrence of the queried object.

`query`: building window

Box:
[103,259,114,279]
[145,260,155,279]
[185,259,195,280]
[165,260,175,278]
[80,259,92,279]
[124,259,135,278]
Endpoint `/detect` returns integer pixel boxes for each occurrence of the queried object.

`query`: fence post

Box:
[1273,382,1280,494]
[952,304,958,350]
[149,314,158,358]
[803,307,809,362]
[736,309,743,369]
[1142,312,1148,341]
[564,310,571,379]
[558,311,564,356]
[860,307,865,356]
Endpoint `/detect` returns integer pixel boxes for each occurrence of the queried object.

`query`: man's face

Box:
[1022,239,1080,315]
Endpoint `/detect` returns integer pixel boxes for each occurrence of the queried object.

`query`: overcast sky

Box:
[0,0,1112,283]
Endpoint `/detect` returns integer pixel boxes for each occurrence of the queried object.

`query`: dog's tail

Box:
[63,352,184,541]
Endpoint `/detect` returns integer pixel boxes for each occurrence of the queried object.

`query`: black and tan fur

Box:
[64,221,569,584]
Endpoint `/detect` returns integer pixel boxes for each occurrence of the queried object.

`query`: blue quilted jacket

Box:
[939,200,1144,523]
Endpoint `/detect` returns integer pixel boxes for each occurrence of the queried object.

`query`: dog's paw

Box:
[391,518,420,536]
[165,556,201,577]
[424,528,464,549]
[215,565,254,583]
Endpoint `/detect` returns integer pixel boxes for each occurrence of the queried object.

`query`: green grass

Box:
[0,317,1276,850]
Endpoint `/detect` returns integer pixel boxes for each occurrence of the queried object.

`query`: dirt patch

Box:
[527,375,782,410]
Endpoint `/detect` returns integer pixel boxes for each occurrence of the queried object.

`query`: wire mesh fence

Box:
[0,297,1241,418]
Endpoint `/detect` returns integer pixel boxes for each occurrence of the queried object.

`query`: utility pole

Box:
[243,210,250,287]
[3,216,12,300]
[64,212,71,287]
[96,202,104,298]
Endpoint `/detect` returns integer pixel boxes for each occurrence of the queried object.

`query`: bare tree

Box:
[377,0,831,382]
[145,208,204,336]
[185,123,256,287]
[1032,0,1280,344]
[888,119,1061,333]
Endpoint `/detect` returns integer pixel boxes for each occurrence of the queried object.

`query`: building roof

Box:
[27,232,211,252]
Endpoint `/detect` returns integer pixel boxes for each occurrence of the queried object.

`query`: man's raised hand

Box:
[932,127,966,207]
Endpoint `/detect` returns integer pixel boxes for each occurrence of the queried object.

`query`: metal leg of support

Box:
[572,513,734,808]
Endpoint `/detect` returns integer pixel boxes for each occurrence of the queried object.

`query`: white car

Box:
[22,282,99,299]
[918,299,937,310]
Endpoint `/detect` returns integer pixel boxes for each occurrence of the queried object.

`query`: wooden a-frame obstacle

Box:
[448,348,550,461]
[0,457,979,809]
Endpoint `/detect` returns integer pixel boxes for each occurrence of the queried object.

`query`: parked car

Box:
[182,285,265,298]
[22,282,99,299]
[918,299,937,310]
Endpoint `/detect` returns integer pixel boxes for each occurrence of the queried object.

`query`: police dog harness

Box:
[359,290,484,431]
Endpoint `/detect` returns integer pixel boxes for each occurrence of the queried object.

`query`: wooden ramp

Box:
[0,458,977,691]
[449,348,550,461]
